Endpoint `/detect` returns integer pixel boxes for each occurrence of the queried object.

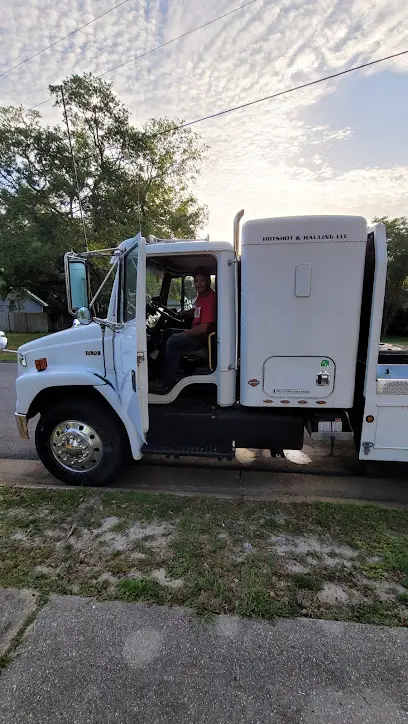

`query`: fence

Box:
[0,312,49,333]
[49,314,72,332]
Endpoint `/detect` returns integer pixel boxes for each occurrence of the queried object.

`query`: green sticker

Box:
[321,359,330,367]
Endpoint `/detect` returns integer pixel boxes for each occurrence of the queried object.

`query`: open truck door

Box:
[114,234,149,457]
[358,222,408,461]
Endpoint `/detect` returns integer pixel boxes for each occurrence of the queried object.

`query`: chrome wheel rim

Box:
[50,420,103,473]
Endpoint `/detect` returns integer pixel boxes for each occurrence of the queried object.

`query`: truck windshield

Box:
[146,264,164,300]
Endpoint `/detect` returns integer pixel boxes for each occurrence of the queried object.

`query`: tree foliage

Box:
[373,216,408,335]
[0,74,207,313]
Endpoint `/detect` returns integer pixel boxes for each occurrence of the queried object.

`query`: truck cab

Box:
[6,213,408,486]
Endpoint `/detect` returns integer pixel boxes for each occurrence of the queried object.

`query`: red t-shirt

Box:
[192,289,216,329]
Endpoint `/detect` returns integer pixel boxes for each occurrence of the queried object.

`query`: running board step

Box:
[141,444,235,461]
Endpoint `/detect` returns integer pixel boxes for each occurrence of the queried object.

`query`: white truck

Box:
[1,212,406,486]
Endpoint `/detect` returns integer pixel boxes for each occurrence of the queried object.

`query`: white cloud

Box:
[1,0,408,238]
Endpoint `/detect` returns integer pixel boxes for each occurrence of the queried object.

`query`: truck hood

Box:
[18,323,105,376]
[19,323,103,355]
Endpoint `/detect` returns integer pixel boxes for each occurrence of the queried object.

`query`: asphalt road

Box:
[0,361,361,475]
[0,363,37,459]
[4,360,408,507]
[2,362,408,486]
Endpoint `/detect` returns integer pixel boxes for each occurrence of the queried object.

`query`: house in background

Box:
[0,289,49,332]
[0,289,49,314]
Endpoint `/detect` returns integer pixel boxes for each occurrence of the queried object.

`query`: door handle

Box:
[316,373,330,386]
[132,369,136,392]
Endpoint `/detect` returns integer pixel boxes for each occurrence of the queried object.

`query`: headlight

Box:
[18,354,27,367]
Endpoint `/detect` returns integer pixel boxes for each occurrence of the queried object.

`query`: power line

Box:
[53,46,408,220]
[168,48,408,132]
[98,0,258,78]
[30,0,259,109]
[53,46,408,228]
[0,0,134,80]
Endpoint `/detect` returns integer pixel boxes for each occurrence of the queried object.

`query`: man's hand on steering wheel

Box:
[147,299,181,324]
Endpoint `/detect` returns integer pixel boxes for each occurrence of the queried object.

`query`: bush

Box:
[387,305,408,336]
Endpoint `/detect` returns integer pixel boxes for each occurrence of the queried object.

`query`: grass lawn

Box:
[382,336,408,346]
[1,487,408,627]
[0,332,46,362]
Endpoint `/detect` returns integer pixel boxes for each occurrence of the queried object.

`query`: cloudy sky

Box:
[1,0,408,239]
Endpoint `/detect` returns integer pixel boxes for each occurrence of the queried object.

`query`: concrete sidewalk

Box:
[1,589,408,723]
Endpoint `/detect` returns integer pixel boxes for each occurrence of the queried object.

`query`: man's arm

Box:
[183,322,210,337]
[180,308,194,321]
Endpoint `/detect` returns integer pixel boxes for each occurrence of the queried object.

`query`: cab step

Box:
[141,444,235,461]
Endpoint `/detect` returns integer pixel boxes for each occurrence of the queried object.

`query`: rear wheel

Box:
[35,400,125,486]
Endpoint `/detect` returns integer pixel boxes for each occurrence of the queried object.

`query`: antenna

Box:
[137,165,142,235]
[60,85,89,252]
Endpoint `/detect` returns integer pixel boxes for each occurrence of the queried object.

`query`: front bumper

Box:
[15,413,29,440]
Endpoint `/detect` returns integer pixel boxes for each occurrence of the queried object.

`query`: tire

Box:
[35,399,125,486]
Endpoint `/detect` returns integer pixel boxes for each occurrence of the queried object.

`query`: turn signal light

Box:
[366,415,375,423]
[35,358,47,372]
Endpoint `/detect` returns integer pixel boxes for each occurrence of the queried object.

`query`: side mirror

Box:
[0,331,8,351]
[64,253,90,315]
[77,307,92,325]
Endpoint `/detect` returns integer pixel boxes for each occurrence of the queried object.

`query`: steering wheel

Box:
[148,299,181,324]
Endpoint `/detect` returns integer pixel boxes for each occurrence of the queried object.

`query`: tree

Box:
[373,217,408,335]
[0,74,207,313]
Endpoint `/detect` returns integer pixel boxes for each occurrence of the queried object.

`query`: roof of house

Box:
[23,289,49,308]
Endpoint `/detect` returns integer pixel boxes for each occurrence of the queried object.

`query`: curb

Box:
[1,458,408,506]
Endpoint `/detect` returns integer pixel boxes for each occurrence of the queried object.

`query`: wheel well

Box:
[28,386,131,456]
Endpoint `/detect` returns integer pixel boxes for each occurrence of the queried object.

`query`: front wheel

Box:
[35,400,125,486]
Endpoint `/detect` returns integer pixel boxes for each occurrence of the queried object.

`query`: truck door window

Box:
[124,250,138,322]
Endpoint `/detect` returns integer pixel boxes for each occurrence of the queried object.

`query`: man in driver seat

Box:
[150,268,216,394]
